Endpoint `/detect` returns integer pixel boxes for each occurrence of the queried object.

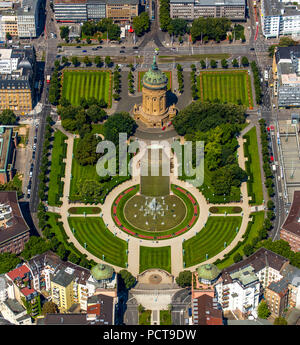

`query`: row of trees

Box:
[113,65,121,101]
[177,64,184,93]
[190,64,197,100]
[49,66,61,106]
[251,61,262,104]
[128,69,134,94]
[0,109,16,125]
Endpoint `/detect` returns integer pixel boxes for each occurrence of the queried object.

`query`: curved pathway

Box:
[50,124,261,278]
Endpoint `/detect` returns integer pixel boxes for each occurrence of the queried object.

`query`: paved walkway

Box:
[47,124,263,277]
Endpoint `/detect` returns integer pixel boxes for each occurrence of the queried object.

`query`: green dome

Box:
[91,263,114,281]
[196,264,221,282]
[142,56,168,89]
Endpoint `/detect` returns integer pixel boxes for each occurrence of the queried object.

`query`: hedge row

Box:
[250,61,262,104]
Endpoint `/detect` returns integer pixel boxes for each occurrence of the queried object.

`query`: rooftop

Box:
[263,0,300,17]
[6,264,30,282]
[3,298,25,315]
[282,190,300,236]
[170,0,245,4]
[0,192,30,246]
[230,265,258,286]
[193,294,223,325]
[196,264,221,282]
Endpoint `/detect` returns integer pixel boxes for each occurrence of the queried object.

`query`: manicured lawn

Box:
[243,127,263,205]
[158,54,231,62]
[138,71,172,91]
[68,217,128,267]
[68,207,101,214]
[198,70,253,108]
[139,246,171,273]
[216,211,265,269]
[48,130,68,206]
[139,310,152,325]
[160,310,172,325]
[183,216,242,267]
[209,206,242,214]
[62,70,112,107]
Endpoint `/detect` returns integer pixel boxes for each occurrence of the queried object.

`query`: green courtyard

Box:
[61,70,112,107]
[198,70,253,108]
[139,246,171,273]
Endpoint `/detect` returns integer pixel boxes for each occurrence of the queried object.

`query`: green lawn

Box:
[198,70,253,108]
[183,216,242,267]
[216,211,265,269]
[68,217,128,267]
[139,246,171,273]
[158,54,231,63]
[62,70,112,107]
[209,206,242,214]
[243,127,263,205]
[48,130,68,206]
[160,310,172,325]
[68,207,101,214]
[138,71,172,91]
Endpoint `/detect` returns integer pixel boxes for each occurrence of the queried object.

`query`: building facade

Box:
[54,0,88,22]
[281,190,300,251]
[16,0,44,38]
[0,47,36,114]
[170,0,246,21]
[261,0,300,38]
[106,0,139,23]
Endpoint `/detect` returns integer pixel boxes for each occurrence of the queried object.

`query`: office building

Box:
[16,0,44,38]
[106,0,139,23]
[0,126,17,184]
[261,0,300,38]
[170,0,246,21]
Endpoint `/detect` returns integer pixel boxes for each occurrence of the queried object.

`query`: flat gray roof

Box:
[170,0,245,5]
[263,0,300,17]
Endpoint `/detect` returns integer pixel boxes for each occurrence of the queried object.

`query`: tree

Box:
[257,301,270,319]
[221,58,228,69]
[54,60,60,69]
[21,236,51,260]
[232,58,239,67]
[210,59,217,68]
[119,269,136,289]
[0,109,16,125]
[61,56,68,66]
[267,200,275,210]
[83,56,91,66]
[103,112,137,146]
[60,26,69,41]
[0,252,21,274]
[105,56,112,67]
[175,271,192,287]
[86,104,107,123]
[243,244,254,257]
[167,18,188,36]
[42,301,58,315]
[200,59,206,69]
[274,317,288,325]
[57,243,69,261]
[6,32,12,41]
[132,12,150,36]
[94,56,102,67]
[71,56,79,67]
[68,252,80,265]
[241,56,249,67]
[233,252,243,263]
[74,133,101,166]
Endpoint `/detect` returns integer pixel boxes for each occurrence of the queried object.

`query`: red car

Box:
[162,126,166,131]
[270,155,274,162]
[167,121,172,127]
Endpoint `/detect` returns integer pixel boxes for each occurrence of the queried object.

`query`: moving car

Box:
[82,50,87,52]
[120,50,125,53]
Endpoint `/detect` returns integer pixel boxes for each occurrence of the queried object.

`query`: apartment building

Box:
[170,0,246,21]
[5,264,41,318]
[0,191,30,254]
[106,0,139,23]
[16,0,44,38]
[261,0,300,38]
[281,190,300,251]
[265,279,289,317]
[0,126,17,184]
[0,298,32,324]
[0,11,18,40]
[192,294,223,325]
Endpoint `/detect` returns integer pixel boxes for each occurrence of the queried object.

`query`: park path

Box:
[47,123,264,277]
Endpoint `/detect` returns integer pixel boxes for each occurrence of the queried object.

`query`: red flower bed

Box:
[123,227,136,236]
[174,227,188,236]
[157,234,173,239]
[138,234,154,239]
[188,216,197,227]
[114,216,122,226]
[194,206,198,214]
[113,206,117,214]
[187,194,195,204]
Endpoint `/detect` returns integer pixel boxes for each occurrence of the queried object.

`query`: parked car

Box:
[162,126,166,131]
[97,46,102,49]
[32,151,35,159]
[120,50,125,53]
[82,50,87,53]
[133,46,138,49]
[92,47,97,51]
[121,46,125,49]
[76,46,81,48]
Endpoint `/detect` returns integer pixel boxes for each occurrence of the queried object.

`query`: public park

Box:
[43,52,267,278]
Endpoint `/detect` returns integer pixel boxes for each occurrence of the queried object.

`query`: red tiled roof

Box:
[87,304,101,315]
[6,264,30,281]
[281,191,300,236]
[20,287,35,296]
